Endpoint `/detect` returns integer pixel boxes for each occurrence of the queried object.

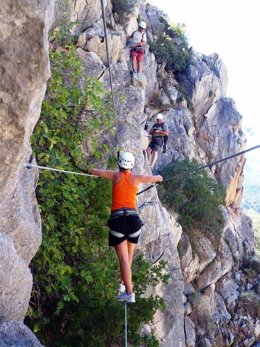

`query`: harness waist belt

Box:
[110,208,138,218]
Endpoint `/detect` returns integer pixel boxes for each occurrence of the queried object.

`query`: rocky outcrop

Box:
[0,233,32,322]
[0,0,258,346]
[0,321,43,347]
[177,50,227,128]
[0,0,54,344]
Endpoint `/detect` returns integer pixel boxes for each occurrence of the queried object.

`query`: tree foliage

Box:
[158,159,226,236]
[26,29,167,346]
[149,18,192,73]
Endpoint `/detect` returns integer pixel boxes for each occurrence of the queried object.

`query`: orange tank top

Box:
[111,171,138,211]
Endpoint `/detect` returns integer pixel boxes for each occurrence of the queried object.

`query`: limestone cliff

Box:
[0,0,54,345]
[0,1,259,346]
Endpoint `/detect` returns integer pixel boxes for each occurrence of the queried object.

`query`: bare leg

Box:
[119,241,136,285]
[138,60,143,73]
[127,241,136,269]
[150,151,158,168]
[115,240,136,294]
[132,56,138,72]
[146,146,152,163]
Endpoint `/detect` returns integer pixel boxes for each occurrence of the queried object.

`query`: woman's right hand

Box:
[157,175,163,183]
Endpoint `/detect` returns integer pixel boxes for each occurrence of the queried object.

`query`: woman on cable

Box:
[89,152,163,303]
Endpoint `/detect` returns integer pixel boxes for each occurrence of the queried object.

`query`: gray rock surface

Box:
[197,97,246,207]
[77,48,106,79]
[0,233,32,322]
[0,160,41,264]
[184,316,196,347]
[1,0,258,346]
[0,0,54,344]
[0,321,43,347]
[177,49,227,127]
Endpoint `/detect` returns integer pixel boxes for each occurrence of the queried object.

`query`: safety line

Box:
[137,144,260,195]
[125,302,128,347]
[100,0,121,155]
[23,163,97,177]
[100,0,116,111]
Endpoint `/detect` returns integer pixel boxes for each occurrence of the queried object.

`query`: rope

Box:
[137,144,260,195]
[100,0,116,112]
[23,163,97,178]
[124,302,128,347]
[100,0,121,154]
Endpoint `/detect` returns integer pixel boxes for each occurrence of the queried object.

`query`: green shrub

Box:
[26,28,167,347]
[158,159,226,236]
[149,18,192,73]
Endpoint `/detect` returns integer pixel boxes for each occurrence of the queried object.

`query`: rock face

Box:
[0,321,43,347]
[0,233,32,322]
[0,1,258,347]
[0,0,54,344]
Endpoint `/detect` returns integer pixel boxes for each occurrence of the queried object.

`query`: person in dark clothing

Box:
[146,114,169,168]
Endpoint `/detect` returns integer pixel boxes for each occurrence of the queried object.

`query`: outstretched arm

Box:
[134,174,163,184]
[89,169,115,180]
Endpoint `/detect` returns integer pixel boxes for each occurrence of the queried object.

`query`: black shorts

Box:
[107,213,144,246]
[149,138,163,152]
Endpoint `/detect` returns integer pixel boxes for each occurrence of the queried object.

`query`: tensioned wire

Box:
[100,0,120,154]
[136,144,260,195]
[24,145,260,188]
[23,163,96,177]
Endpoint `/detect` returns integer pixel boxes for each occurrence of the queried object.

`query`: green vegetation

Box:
[149,17,192,73]
[26,29,167,346]
[158,160,226,237]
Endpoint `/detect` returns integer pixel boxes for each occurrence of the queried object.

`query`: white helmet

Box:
[156,113,164,120]
[118,152,135,169]
[139,21,147,29]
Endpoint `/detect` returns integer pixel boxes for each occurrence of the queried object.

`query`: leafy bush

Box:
[158,159,226,236]
[149,18,192,73]
[26,28,167,346]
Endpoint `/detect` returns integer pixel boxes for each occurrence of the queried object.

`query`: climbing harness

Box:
[137,144,260,195]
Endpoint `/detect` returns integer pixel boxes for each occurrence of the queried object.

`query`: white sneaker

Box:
[117,292,135,303]
[117,283,126,295]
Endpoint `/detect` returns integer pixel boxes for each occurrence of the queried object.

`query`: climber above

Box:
[89,152,162,303]
[146,113,169,169]
[128,21,147,74]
